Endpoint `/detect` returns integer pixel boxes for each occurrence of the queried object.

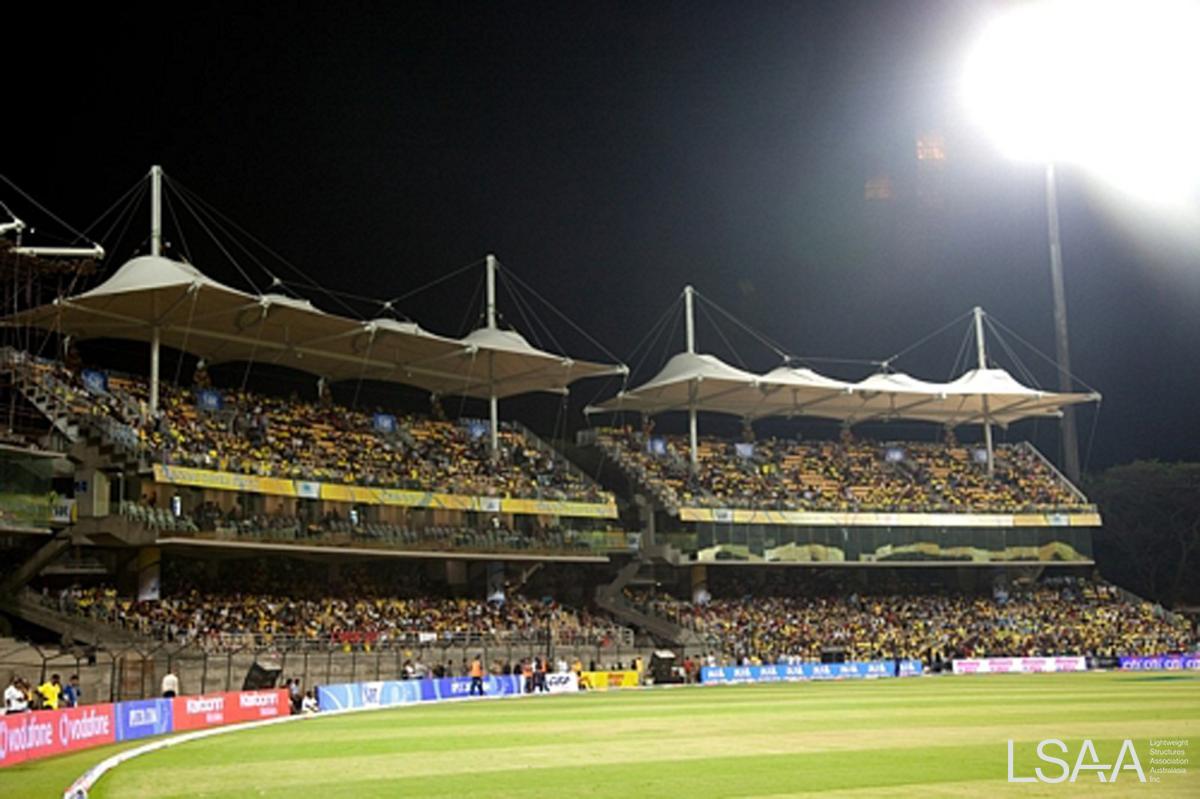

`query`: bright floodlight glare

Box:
[962,0,1200,204]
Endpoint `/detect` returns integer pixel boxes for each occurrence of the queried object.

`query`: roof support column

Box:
[150,165,163,258]
[489,392,499,458]
[149,325,161,416]
[685,285,698,469]
[486,255,499,456]
[684,285,695,355]
[973,306,993,477]
[688,405,698,470]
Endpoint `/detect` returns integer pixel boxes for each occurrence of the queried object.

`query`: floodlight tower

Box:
[958,0,1200,483]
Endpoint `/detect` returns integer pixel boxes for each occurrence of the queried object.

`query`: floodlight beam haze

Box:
[962,0,1200,205]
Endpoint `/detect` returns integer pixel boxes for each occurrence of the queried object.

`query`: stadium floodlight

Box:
[961,0,1200,202]
[960,0,1200,483]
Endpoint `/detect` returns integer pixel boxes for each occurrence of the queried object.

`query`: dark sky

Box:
[6,1,1199,471]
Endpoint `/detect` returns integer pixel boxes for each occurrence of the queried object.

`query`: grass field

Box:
[2,672,1197,798]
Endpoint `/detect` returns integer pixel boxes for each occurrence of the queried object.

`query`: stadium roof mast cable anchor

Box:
[973,306,994,477]
[1,215,106,261]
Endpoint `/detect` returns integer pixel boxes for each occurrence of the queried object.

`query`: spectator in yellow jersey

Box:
[38,674,62,710]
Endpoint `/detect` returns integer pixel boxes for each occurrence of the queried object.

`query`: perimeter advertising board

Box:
[700,660,921,685]
[421,675,525,701]
[579,670,639,691]
[951,656,1087,674]
[0,705,116,767]
[115,698,173,742]
[172,692,230,731]
[1118,654,1200,670]
[231,689,290,722]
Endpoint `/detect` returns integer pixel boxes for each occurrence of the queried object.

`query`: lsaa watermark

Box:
[1007,739,1146,783]
[1008,738,1192,783]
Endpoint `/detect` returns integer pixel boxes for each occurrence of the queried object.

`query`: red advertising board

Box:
[171,692,230,731]
[0,704,116,768]
[228,689,288,723]
[172,689,289,731]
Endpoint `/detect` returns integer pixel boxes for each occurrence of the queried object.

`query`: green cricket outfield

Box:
[2,671,1196,798]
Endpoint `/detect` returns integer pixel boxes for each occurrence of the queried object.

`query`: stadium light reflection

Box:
[961,0,1200,205]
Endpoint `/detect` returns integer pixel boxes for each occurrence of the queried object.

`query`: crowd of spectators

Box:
[50,560,624,653]
[633,577,1194,665]
[596,427,1085,513]
[122,501,621,554]
[4,350,608,502]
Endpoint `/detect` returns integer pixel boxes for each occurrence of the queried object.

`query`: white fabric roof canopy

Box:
[395,326,627,401]
[585,352,764,416]
[588,356,1099,428]
[4,255,623,397]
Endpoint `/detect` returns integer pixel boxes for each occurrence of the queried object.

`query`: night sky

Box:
[6,1,1199,471]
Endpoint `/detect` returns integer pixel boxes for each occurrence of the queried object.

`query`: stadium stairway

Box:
[0,532,75,598]
[0,588,151,649]
[8,369,81,444]
[594,559,705,652]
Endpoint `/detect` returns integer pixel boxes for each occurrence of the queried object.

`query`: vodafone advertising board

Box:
[0,705,116,767]
[1,689,290,769]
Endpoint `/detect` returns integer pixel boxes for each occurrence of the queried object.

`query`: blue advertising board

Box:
[701,660,922,685]
[316,680,424,711]
[1118,654,1200,671]
[419,675,524,701]
[115,698,174,741]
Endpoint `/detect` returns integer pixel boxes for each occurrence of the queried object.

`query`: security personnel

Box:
[469,655,485,696]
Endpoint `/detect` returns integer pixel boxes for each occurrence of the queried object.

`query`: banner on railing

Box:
[196,389,223,412]
[152,463,618,519]
[0,704,116,767]
[700,660,921,685]
[81,369,108,395]
[1118,654,1200,671]
[951,656,1087,675]
[153,464,298,498]
[679,507,1102,528]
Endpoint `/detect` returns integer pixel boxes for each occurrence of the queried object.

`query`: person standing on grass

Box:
[522,659,534,693]
[289,678,303,714]
[469,655,485,696]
